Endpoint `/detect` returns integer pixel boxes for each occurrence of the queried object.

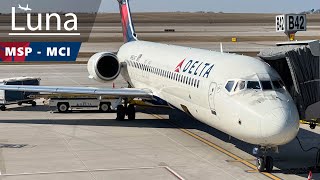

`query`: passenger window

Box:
[247,81,260,90]
[261,81,273,90]
[225,81,235,92]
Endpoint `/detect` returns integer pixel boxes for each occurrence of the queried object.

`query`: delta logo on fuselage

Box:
[175,59,214,78]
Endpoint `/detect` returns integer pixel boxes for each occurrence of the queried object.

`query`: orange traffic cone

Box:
[307,171,312,180]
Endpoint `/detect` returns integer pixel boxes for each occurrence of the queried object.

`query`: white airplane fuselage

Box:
[117,41,300,146]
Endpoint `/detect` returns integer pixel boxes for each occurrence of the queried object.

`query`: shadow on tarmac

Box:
[1,105,319,178]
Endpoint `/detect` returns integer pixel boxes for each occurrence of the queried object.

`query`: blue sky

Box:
[100,0,318,13]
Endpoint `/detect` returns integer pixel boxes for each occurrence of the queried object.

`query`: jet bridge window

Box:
[261,81,273,90]
[247,81,261,90]
[225,81,235,92]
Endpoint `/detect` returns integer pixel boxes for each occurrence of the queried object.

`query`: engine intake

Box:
[87,52,121,82]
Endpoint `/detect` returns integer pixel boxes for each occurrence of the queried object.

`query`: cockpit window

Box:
[234,81,246,91]
[261,81,273,90]
[225,81,235,92]
[272,80,284,89]
[247,81,261,90]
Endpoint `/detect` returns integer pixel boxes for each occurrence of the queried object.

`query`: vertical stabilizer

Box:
[117,0,138,43]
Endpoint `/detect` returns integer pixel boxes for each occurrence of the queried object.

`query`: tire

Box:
[116,105,126,120]
[265,156,273,173]
[310,123,316,130]
[57,103,69,113]
[127,104,136,120]
[99,103,110,113]
[256,157,265,172]
[31,101,37,107]
[0,105,6,111]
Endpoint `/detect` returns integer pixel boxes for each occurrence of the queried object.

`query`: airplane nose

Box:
[260,107,299,145]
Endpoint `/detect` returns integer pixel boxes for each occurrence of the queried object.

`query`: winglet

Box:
[117,0,138,43]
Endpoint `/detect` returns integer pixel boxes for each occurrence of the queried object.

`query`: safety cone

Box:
[307,171,312,180]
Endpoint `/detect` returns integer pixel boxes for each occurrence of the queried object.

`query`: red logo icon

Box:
[175,58,185,72]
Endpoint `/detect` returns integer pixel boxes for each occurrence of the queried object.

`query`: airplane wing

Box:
[0,85,153,98]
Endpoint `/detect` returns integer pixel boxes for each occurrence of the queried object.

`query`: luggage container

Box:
[0,77,41,111]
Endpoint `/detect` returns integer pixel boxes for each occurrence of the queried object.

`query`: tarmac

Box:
[0,64,318,180]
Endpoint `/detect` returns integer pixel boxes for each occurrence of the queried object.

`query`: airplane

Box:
[0,0,300,172]
[18,4,32,11]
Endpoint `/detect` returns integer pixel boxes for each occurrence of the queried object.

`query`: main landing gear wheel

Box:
[116,104,136,120]
[256,156,273,172]
[127,104,136,120]
[116,105,126,120]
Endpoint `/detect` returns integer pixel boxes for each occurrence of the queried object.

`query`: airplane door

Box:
[208,82,217,114]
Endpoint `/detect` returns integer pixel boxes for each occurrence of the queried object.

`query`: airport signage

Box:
[0,42,81,62]
[276,14,307,32]
[0,0,102,62]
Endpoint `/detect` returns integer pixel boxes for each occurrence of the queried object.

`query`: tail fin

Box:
[26,4,29,8]
[117,0,138,43]
[18,4,22,8]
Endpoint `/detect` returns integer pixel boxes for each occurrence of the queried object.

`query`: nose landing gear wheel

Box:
[265,156,273,172]
[256,156,273,172]
[256,157,265,172]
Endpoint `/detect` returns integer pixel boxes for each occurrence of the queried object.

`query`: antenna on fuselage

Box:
[220,43,224,53]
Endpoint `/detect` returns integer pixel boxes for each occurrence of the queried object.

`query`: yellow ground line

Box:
[150,113,282,180]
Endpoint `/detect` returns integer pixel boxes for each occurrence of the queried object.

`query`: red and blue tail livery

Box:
[117,0,138,43]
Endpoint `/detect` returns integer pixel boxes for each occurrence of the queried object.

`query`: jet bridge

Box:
[258,40,320,120]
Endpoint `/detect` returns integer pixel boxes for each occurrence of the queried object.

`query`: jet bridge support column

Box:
[258,40,320,120]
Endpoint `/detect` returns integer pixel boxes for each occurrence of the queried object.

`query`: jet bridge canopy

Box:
[258,40,320,119]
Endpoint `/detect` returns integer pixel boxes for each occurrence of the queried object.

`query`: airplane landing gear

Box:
[253,146,276,172]
[116,105,126,120]
[256,156,273,172]
[127,104,136,120]
[116,99,136,120]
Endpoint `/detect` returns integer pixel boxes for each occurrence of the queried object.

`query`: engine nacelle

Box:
[87,52,121,82]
